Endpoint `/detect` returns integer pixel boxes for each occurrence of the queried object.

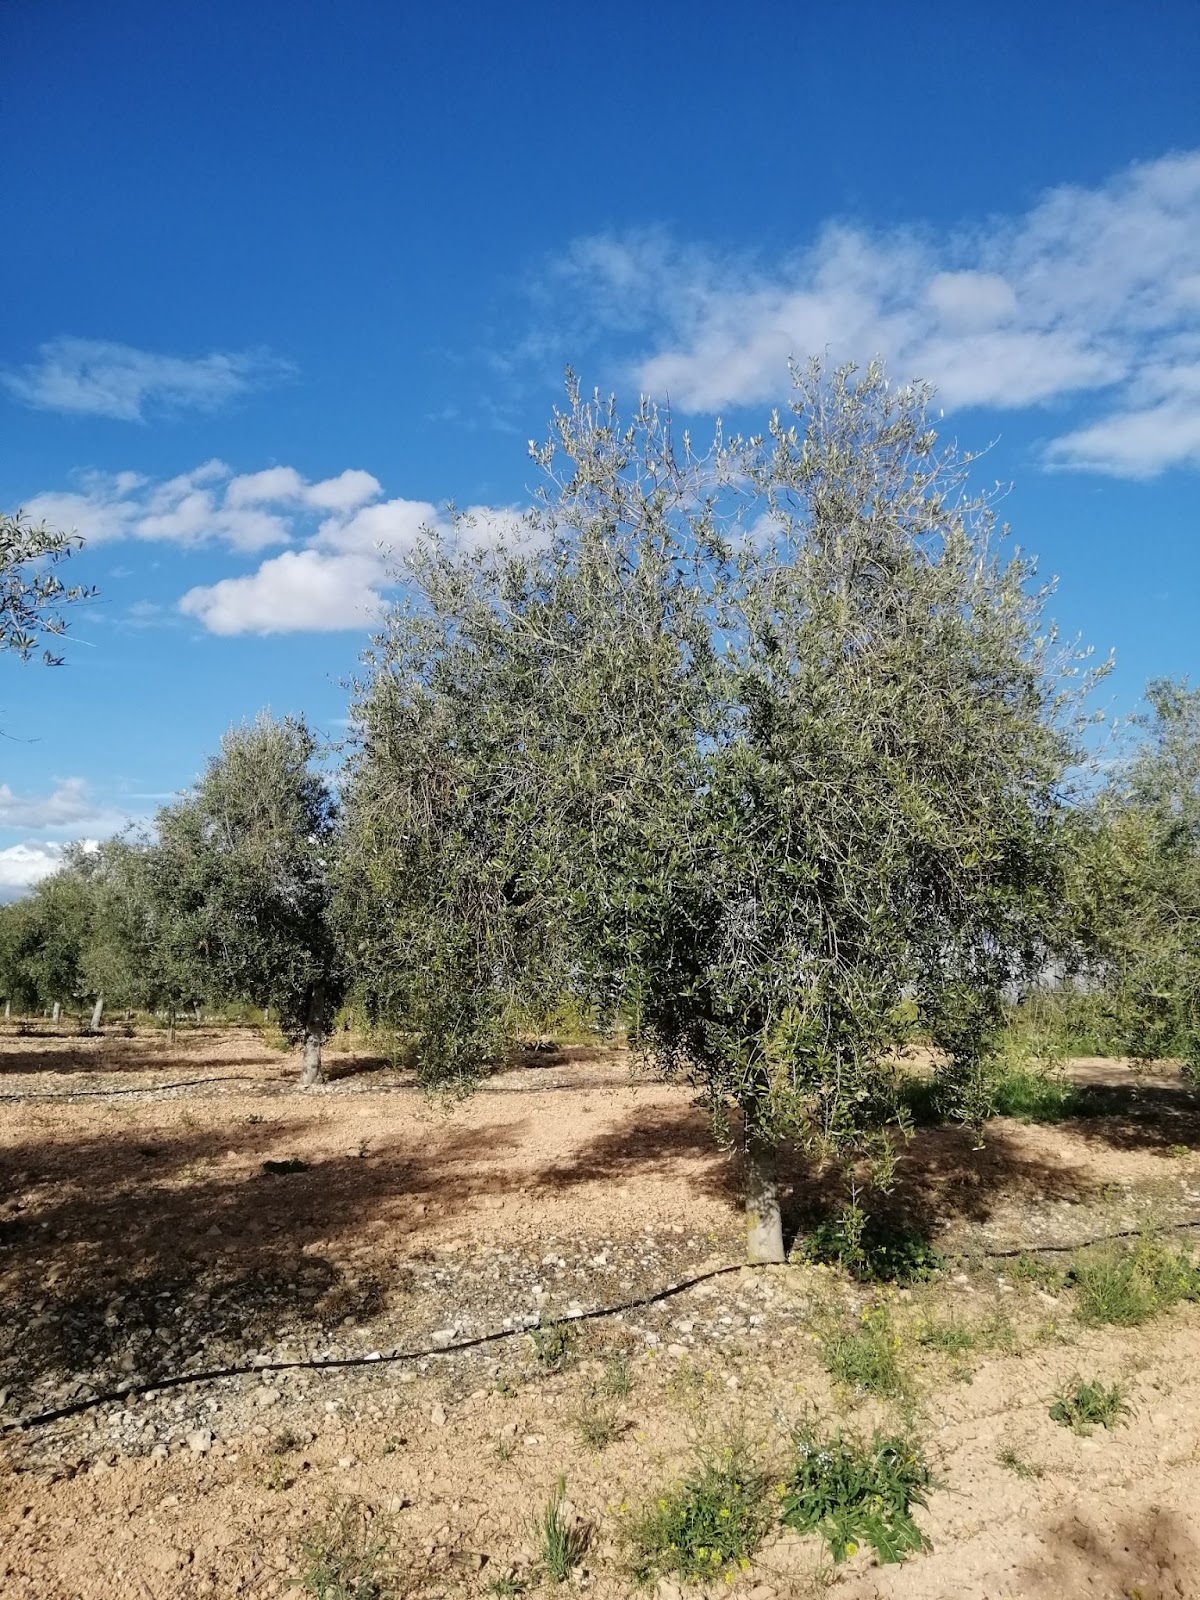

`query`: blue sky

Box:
[2,0,1198,894]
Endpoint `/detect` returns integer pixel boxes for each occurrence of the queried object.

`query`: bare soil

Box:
[1,1024,1198,1599]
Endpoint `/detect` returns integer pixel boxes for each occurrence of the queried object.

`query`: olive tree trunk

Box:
[89,995,104,1032]
[51,1000,62,1024]
[744,1106,785,1264]
[300,984,326,1088]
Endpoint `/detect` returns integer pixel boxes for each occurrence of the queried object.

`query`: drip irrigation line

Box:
[0,1263,747,1434]
[5,1215,1200,1435]
[984,1216,1200,1257]
[0,1075,273,1102]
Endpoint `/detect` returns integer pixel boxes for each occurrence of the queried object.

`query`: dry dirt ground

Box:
[1,1024,1199,1600]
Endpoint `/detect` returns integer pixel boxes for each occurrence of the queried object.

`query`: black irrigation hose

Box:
[985,1216,1200,1257]
[0,1262,746,1435]
[7,1214,1200,1435]
[0,1075,275,1102]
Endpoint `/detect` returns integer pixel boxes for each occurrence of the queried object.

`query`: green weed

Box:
[1070,1241,1200,1326]
[1049,1377,1131,1434]
[915,1315,975,1356]
[535,1477,587,1583]
[781,1419,935,1565]
[990,1064,1083,1123]
[822,1307,908,1398]
[801,1206,943,1284]
[996,1444,1044,1480]
[530,1319,574,1369]
[627,1444,772,1583]
[572,1399,622,1450]
[1010,1253,1065,1291]
[295,1498,395,1600]
[602,1352,632,1398]
[486,1575,526,1598]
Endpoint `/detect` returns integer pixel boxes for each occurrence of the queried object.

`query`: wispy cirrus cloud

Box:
[542,151,1200,478]
[1,337,293,421]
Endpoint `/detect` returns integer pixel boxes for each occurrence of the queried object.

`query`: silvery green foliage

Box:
[147,713,343,1041]
[341,361,1102,1159]
[1080,679,1200,1070]
[1,511,94,664]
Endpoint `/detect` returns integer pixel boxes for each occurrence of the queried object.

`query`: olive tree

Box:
[1079,679,1200,1069]
[149,714,343,1082]
[341,362,1100,1259]
[1,511,93,664]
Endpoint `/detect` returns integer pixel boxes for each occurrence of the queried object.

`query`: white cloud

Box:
[179,549,389,635]
[180,495,525,636]
[0,777,95,830]
[1,337,292,421]
[24,460,521,637]
[0,842,69,899]
[550,150,1200,477]
[21,460,386,555]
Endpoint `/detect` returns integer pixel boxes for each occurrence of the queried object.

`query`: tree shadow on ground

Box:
[0,1026,290,1080]
[1064,1079,1200,1154]
[1016,1505,1199,1600]
[0,1115,530,1406]
[531,1100,1100,1261]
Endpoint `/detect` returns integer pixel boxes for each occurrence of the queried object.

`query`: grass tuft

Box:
[602,1352,632,1398]
[781,1419,934,1565]
[997,1444,1044,1480]
[1049,1377,1131,1434]
[628,1443,772,1583]
[535,1477,588,1583]
[572,1398,622,1451]
[1070,1241,1200,1326]
[822,1307,908,1398]
[295,1498,395,1600]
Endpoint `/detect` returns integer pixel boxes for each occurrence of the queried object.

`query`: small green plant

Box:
[572,1399,622,1450]
[1049,1377,1131,1434]
[531,1319,574,1369]
[990,1063,1082,1123]
[486,1574,526,1598]
[1070,1241,1200,1326]
[295,1498,395,1599]
[602,1352,632,1398]
[802,1206,943,1283]
[272,1425,304,1455]
[781,1419,935,1565]
[822,1307,908,1398]
[996,1444,1044,1480]
[916,1316,976,1356]
[1010,1253,1064,1291]
[535,1477,587,1583]
[628,1443,772,1583]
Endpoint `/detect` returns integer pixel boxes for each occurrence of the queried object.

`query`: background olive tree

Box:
[341,362,1103,1261]
[148,713,343,1083]
[1070,679,1200,1070]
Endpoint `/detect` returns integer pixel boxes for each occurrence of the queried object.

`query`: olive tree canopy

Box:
[339,362,1103,1259]
[150,713,342,1083]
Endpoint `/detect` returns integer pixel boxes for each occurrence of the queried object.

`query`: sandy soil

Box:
[0,1024,1198,1599]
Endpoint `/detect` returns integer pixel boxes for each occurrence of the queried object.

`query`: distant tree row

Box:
[4,363,1197,1259]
